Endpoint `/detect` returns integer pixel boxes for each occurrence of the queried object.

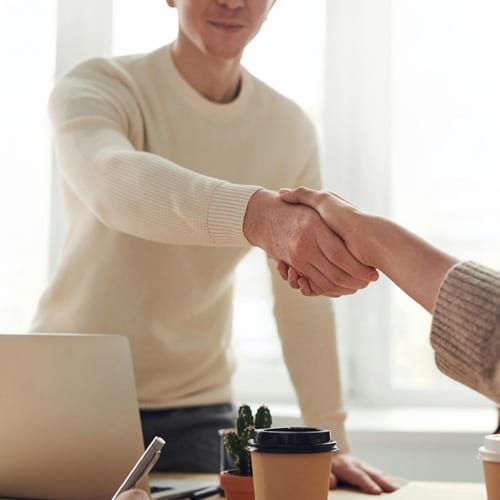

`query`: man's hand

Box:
[243,189,378,297]
[330,453,403,495]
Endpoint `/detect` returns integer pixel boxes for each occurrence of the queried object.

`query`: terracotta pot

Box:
[219,469,255,500]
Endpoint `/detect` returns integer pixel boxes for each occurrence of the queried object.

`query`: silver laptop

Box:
[0,334,216,500]
[0,333,146,500]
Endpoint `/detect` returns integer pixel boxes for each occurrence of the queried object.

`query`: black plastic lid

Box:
[248,427,338,454]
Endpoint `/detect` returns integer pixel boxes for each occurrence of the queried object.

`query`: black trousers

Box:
[140,402,236,473]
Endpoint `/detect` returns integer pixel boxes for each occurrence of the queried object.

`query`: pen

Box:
[189,485,223,499]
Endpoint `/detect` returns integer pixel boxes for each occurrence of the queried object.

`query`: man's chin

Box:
[204,42,245,61]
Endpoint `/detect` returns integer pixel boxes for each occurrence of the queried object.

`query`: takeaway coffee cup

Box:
[478,434,500,500]
[249,427,338,500]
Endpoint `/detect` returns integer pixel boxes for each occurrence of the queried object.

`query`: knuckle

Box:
[298,211,318,231]
[317,190,330,202]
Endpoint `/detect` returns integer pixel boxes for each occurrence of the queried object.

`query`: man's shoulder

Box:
[49,49,164,125]
[58,46,165,92]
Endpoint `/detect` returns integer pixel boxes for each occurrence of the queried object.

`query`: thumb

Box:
[329,472,339,490]
[278,186,317,206]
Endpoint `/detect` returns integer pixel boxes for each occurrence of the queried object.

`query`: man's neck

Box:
[171,36,242,104]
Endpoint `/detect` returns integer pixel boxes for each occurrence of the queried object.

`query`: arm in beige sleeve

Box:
[51,70,378,296]
[49,71,260,247]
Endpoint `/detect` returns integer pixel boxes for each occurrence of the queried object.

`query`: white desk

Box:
[153,473,487,499]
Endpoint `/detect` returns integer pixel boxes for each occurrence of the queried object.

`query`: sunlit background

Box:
[2,0,500,481]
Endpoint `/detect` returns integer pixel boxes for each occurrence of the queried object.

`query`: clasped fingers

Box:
[277,230,378,298]
[317,230,378,287]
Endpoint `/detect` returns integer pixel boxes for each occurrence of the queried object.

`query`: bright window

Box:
[0,1,56,332]
[389,0,500,399]
[326,0,500,407]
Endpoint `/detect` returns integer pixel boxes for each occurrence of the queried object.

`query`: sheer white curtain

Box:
[326,0,500,407]
[0,1,56,332]
[389,0,500,396]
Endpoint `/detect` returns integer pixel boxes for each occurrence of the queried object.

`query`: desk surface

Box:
[153,473,486,499]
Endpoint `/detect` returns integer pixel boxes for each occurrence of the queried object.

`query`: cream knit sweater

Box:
[32,45,348,449]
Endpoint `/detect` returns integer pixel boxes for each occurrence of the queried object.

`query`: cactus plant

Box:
[223,404,272,476]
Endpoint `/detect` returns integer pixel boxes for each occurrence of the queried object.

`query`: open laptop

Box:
[0,334,215,500]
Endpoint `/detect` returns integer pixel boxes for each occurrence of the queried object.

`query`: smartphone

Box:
[111,436,166,500]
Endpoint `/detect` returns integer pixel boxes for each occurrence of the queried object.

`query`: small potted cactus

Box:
[220,404,272,500]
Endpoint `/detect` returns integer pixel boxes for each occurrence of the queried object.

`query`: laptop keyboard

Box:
[150,485,174,493]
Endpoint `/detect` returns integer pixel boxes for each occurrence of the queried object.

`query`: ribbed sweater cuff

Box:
[207,182,262,246]
[430,261,500,399]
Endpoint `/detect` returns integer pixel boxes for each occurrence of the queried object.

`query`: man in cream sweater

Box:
[32,0,394,494]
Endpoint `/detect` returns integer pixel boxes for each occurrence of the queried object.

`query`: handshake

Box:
[243,187,380,298]
[243,186,456,311]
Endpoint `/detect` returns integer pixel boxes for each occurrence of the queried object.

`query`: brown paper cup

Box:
[482,460,500,500]
[249,427,337,500]
[252,450,333,500]
[478,434,500,500]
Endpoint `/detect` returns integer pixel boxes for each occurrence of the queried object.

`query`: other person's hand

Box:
[276,187,374,296]
[243,189,377,297]
[330,453,403,495]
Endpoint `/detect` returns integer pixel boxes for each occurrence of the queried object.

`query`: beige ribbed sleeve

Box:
[431,261,500,403]
[49,71,261,247]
